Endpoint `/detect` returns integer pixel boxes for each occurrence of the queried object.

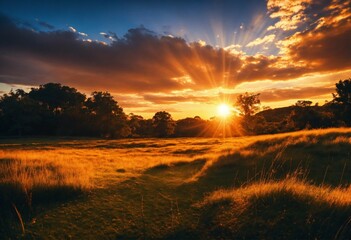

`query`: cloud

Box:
[224,44,244,55]
[276,0,351,72]
[0,8,350,103]
[246,34,276,47]
[100,31,118,41]
[260,86,334,102]
[68,26,77,32]
[37,20,55,30]
[198,40,206,47]
[0,14,246,93]
[267,0,312,31]
[78,31,88,37]
[100,32,109,38]
[68,26,88,37]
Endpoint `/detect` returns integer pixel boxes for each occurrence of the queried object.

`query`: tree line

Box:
[0,79,350,138]
[0,83,219,138]
[235,78,351,135]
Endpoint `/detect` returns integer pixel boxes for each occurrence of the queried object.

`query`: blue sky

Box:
[0,0,273,50]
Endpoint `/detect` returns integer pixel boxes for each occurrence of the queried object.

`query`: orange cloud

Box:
[277,0,351,72]
[246,34,276,47]
[260,86,334,102]
[267,0,312,31]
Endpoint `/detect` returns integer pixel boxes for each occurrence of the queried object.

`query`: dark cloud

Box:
[260,86,334,102]
[236,55,308,81]
[283,23,351,72]
[0,14,243,93]
[215,85,334,106]
[100,31,118,41]
[37,20,55,30]
[0,3,350,100]
[276,0,351,72]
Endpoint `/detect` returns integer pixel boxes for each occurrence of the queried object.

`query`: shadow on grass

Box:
[0,183,86,238]
[193,190,351,239]
[0,183,86,209]
[172,147,211,157]
[145,158,206,175]
[193,133,351,190]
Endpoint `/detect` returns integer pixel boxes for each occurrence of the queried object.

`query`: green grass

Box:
[1,128,351,239]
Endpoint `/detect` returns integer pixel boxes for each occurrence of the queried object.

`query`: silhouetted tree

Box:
[138,119,154,137]
[332,78,351,125]
[85,91,128,137]
[29,83,86,112]
[128,113,144,137]
[333,79,351,105]
[175,117,207,137]
[152,111,175,137]
[235,92,260,117]
[57,104,90,136]
[27,83,87,134]
[0,90,44,135]
[286,107,335,130]
[3,79,351,138]
[295,100,313,107]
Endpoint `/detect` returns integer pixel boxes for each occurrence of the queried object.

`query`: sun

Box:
[217,104,231,118]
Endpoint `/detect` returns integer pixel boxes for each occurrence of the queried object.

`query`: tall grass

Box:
[0,151,94,191]
[203,177,351,207]
[196,178,351,239]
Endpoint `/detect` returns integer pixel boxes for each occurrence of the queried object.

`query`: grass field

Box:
[1,128,351,239]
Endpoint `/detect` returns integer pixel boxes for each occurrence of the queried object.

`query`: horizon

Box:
[0,0,350,119]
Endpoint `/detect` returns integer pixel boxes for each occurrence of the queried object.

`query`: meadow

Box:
[1,128,351,239]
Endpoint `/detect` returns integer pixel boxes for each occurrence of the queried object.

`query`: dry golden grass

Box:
[0,138,236,192]
[0,150,94,191]
[0,133,270,192]
[1,127,351,197]
[1,128,351,239]
[203,177,351,207]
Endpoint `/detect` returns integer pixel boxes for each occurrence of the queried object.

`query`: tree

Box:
[128,113,144,137]
[332,78,351,125]
[175,117,207,137]
[235,92,261,117]
[85,91,128,137]
[0,89,44,135]
[152,111,175,137]
[295,100,312,107]
[29,83,88,135]
[138,119,154,137]
[333,79,351,105]
[29,83,86,112]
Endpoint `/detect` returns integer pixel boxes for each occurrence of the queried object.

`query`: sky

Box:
[0,0,350,119]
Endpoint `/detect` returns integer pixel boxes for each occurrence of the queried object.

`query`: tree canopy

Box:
[152,111,175,137]
[235,92,261,117]
[333,78,351,105]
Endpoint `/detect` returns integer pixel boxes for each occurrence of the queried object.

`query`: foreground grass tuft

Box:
[0,153,93,206]
[203,178,351,207]
[195,178,351,239]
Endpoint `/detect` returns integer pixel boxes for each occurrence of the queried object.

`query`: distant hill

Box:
[256,106,297,122]
[256,105,332,123]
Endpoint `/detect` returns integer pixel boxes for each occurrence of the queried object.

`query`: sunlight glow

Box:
[217,104,231,118]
